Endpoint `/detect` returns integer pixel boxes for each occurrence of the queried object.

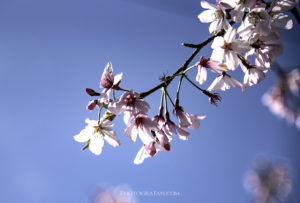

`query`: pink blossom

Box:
[99,62,123,104]
[108,89,150,125]
[133,142,157,165]
[174,105,206,131]
[164,112,190,141]
[124,114,158,145]
[196,56,226,85]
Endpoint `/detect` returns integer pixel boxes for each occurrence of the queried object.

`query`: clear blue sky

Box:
[0,0,299,202]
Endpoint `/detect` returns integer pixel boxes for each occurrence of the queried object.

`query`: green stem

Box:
[160,87,164,110]
[113,90,116,101]
[176,74,185,105]
[163,88,169,114]
[98,105,103,121]
[183,63,198,74]
[184,74,205,92]
[117,87,129,92]
[164,88,175,107]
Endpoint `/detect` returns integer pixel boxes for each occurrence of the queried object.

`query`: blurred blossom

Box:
[262,67,300,129]
[243,156,292,203]
[90,184,137,203]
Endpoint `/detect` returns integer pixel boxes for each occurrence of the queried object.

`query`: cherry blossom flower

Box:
[155,130,171,151]
[237,7,271,38]
[99,62,123,104]
[208,72,244,91]
[198,1,230,33]
[108,90,150,125]
[162,112,190,141]
[211,27,250,70]
[124,114,157,145]
[246,33,282,69]
[243,67,265,89]
[74,119,120,155]
[231,0,257,22]
[196,56,227,85]
[174,105,206,131]
[240,61,266,89]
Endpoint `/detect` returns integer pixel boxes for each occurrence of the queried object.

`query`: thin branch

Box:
[139,30,225,99]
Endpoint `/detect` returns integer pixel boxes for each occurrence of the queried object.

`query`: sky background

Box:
[0,0,300,202]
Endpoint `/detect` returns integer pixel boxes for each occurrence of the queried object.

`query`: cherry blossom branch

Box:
[139,30,225,99]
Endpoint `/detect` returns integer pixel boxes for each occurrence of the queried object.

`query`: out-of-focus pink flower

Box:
[243,156,292,203]
[108,89,150,125]
[262,87,295,122]
[270,0,299,13]
[90,184,137,203]
[287,68,300,93]
[124,114,157,145]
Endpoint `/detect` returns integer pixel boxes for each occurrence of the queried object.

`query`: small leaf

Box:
[82,139,90,151]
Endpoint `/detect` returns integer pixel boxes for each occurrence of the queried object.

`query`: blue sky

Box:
[0,0,300,202]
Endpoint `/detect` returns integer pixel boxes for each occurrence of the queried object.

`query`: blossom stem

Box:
[160,87,164,110]
[98,105,103,121]
[184,74,205,92]
[117,87,129,92]
[163,87,169,114]
[176,74,184,105]
[139,30,225,99]
[165,88,175,107]
[183,63,198,74]
[113,90,116,101]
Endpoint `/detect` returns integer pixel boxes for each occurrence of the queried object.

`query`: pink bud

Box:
[85,88,100,96]
[86,100,97,111]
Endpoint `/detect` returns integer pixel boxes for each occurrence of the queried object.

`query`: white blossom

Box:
[211,27,250,70]
[208,72,244,91]
[74,119,120,155]
[198,1,230,33]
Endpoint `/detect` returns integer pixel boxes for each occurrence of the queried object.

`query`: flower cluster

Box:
[74,0,299,164]
[243,156,292,203]
[262,67,300,129]
[197,0,298,92]
[74,63,205,164]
